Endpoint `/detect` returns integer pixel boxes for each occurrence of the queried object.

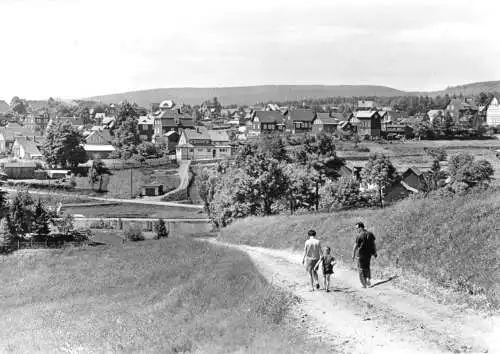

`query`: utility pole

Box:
[130,168,133,198]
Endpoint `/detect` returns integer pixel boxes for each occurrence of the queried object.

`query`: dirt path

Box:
[207,240,498,354]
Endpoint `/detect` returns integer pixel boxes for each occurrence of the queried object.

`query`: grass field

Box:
[219,190,500,311]
[62,202,206,219]
[75,167,180,198]
[337,138,500,184]
[0,237,327,353]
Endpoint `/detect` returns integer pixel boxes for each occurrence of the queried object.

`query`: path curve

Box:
[206,239,498,354]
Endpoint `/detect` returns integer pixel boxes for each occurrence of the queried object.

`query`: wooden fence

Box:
[104,156,177,170]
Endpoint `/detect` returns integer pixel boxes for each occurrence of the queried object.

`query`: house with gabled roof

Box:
[250,110,285,136]
[176,127,231,161]
[12,137,43,160]
[138,115,154,141]
[0,125,40,154]
[357,100,376,111]
[486,96,500,126]
[84,130,115,159]
[153,109,195,136]
[351,111,381,138]
[312,113,340,134]
[285,109,316,134]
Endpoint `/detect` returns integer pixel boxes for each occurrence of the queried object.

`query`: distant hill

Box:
[83,80,500,106]
[87,85,406,107]
[426,81,500,97]
[0,100,9,113]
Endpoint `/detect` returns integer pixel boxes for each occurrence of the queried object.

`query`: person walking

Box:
[314,246,336,292]
[352,222,377,288]
[302,229,323,291]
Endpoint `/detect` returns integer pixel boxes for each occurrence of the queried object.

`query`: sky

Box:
[0,0,499,101]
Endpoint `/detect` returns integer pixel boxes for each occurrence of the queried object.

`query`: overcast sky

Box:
[0,0,499,101]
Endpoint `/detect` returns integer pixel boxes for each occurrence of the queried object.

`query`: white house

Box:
[486,97,500,126]
[176,127,231,161]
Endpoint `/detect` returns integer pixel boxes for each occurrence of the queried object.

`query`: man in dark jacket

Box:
[352,222,377,288]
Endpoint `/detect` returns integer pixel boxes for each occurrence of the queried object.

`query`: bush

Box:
[154,219,169,239]
[124,226,144,242]
[89,219,114,229]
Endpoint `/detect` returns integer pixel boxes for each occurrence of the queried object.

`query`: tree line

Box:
[197,135,495,228]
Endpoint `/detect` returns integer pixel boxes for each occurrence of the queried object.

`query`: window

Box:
[189,148,194,153]
[197,148,203,152]
[207,148,211,152]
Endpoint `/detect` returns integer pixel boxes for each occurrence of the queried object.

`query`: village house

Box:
[351,111,381,138]
[381,122,414,140]
[176,127,231,161]
[444,99,478,122]
[12,137,43,160]
[2,161,38,179]
[312,113,340,134]
[153,108,195,136]
[250,110,285,136]
[401,167,429,192]
[138,115,154,141]
[24,113,51,135]
[0,124,40,154]
[285,109,316,134]
[357,100,376,111]
[427,109,444,123]
[84,130,115,159]
[486,96,500,126]
[53,117,85,131]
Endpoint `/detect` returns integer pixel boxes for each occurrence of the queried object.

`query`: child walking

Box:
[314,247,336,292]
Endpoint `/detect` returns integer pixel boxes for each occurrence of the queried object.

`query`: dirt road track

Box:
[206,239,498,354]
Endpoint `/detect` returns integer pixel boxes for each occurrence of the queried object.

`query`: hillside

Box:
[87,85,406,106]
[219,190,500,310]
[427,80,500,97]
[0,237,323,353]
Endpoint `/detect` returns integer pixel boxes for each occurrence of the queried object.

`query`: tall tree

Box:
[32,199,51,237]
[42,119,88,169]
[10,96,27,115]
[360,153,399,208]
[88,157,112,192]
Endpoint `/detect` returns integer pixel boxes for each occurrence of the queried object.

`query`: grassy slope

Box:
[219,191,500,310]
[0,238,326,353]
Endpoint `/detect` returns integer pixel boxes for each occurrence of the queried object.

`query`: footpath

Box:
[206,239,498,354]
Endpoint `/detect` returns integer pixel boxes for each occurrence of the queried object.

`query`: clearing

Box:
[207,239,498,354]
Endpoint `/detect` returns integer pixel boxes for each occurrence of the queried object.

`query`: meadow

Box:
[0,237,327,353]
[219,190,500,311]
[75,166,180,198]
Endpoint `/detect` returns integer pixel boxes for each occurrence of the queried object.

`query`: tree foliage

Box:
[89,157,112,192]
[447,153,494,190]
[154,219,169,239]
[360,153,399,207]
[42,119,87,169]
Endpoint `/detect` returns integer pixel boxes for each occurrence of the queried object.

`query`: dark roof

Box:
[330,112,346,121]
[288,109,315,122]
[316,112,331,120]
[157,109,190,120]
[315,116,339,125]
[253,111,284,124]
[15,137,42,156]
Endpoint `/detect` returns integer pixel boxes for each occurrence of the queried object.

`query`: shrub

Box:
[425,147,447,161]
[124,226,144,242]
[89,219,114,229]
[154,219,168,239]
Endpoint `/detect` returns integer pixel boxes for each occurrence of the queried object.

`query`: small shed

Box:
[46,170,70,179]
[142,184,164,196]
[3,162,37,179]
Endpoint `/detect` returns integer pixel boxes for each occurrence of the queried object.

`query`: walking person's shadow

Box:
[369,275,399,288]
